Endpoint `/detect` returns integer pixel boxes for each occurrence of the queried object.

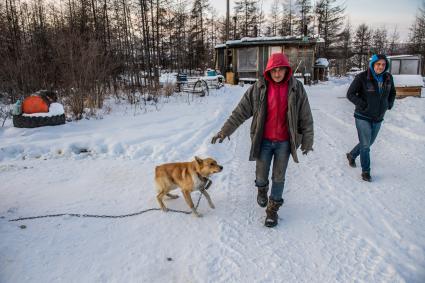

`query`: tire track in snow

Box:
[316,107,424,280]
[208,126,250,282]
[385,124,425,142]
[317,222,404,282]
[210,119,314,282]
[304,108,410,281]
[313,171,404,282]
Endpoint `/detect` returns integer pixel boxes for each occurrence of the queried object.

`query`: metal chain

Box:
[8,180,212,222]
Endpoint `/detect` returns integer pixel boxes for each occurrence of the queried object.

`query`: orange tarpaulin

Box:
[22,96,49,114]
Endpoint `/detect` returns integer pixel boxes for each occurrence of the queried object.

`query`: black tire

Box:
[193,80,209,97]
[13,114,66,128]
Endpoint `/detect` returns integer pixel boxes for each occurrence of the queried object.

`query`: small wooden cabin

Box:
[215,36,324,84]
[388,55,422,75]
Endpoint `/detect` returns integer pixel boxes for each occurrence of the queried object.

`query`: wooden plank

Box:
[396,87,421,92]
[182,87,203,93]
[396,86,421,98]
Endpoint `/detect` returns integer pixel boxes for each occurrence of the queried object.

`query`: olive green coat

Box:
[220,76,314,163]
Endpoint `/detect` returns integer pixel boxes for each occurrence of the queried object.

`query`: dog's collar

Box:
[196,173,212,191]
[196,172,209,183]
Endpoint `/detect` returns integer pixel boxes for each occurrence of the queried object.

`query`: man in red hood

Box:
[212,53,314,227]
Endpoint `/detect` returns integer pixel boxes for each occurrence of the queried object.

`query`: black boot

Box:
[346,153,356,168]
[257,186,269,207]
[361,171,372,182]
[265,198,284,228]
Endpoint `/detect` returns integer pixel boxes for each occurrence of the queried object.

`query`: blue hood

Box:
[369,54,390,94]
[369,54,389,76]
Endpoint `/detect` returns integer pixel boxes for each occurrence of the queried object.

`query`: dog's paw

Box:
[209,203,215,209]
[161,207,169,212]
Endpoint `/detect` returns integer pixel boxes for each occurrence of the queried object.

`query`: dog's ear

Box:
[194,156,203,165]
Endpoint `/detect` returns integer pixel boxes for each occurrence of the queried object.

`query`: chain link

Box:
[9,180,212,222]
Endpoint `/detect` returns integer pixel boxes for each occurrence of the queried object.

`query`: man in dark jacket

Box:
[211,53,314,227]
[346,54,396,182]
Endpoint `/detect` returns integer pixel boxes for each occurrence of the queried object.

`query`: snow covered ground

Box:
[1,78,424,283]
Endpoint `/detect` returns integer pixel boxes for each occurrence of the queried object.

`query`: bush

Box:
[0,104,12,127]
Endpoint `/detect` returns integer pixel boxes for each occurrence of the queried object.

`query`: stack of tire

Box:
[13,91,65,128]
[13,113,65,128]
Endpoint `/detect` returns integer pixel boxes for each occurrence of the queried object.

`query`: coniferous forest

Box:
[0,0,423,119]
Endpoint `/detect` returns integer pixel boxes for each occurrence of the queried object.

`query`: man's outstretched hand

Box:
[211,132,229,144]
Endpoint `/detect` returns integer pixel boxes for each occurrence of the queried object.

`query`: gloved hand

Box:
[211,132,228,144]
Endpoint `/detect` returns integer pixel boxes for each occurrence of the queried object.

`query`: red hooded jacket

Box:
[263,53,293,142]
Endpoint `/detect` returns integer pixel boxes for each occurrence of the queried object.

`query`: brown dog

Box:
[155,156,223,217]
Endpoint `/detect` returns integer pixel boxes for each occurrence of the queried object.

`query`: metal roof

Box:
[387,55,421,60]
[215,36,324,49]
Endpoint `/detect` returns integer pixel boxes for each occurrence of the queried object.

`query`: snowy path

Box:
[1,80,424,282]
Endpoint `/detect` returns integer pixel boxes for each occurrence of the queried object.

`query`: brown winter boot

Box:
[257,185,269,207]
[346,153,356,168]
[361,171,372,182]
[265,198,284,228]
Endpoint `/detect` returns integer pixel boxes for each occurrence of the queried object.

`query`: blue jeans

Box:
[350,118,382,173]
[255,140,291,201]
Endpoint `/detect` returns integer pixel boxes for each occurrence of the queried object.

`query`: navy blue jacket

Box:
[347,70,396,122]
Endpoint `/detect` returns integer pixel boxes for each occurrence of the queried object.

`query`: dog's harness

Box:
[7,178,213,223]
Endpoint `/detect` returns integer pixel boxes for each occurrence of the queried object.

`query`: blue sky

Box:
[210,0,420,42]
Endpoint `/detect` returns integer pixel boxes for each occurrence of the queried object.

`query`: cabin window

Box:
[269,46,283,56]
[238,47,258,72]
[390,60,400,74]
[400,60,419,75]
